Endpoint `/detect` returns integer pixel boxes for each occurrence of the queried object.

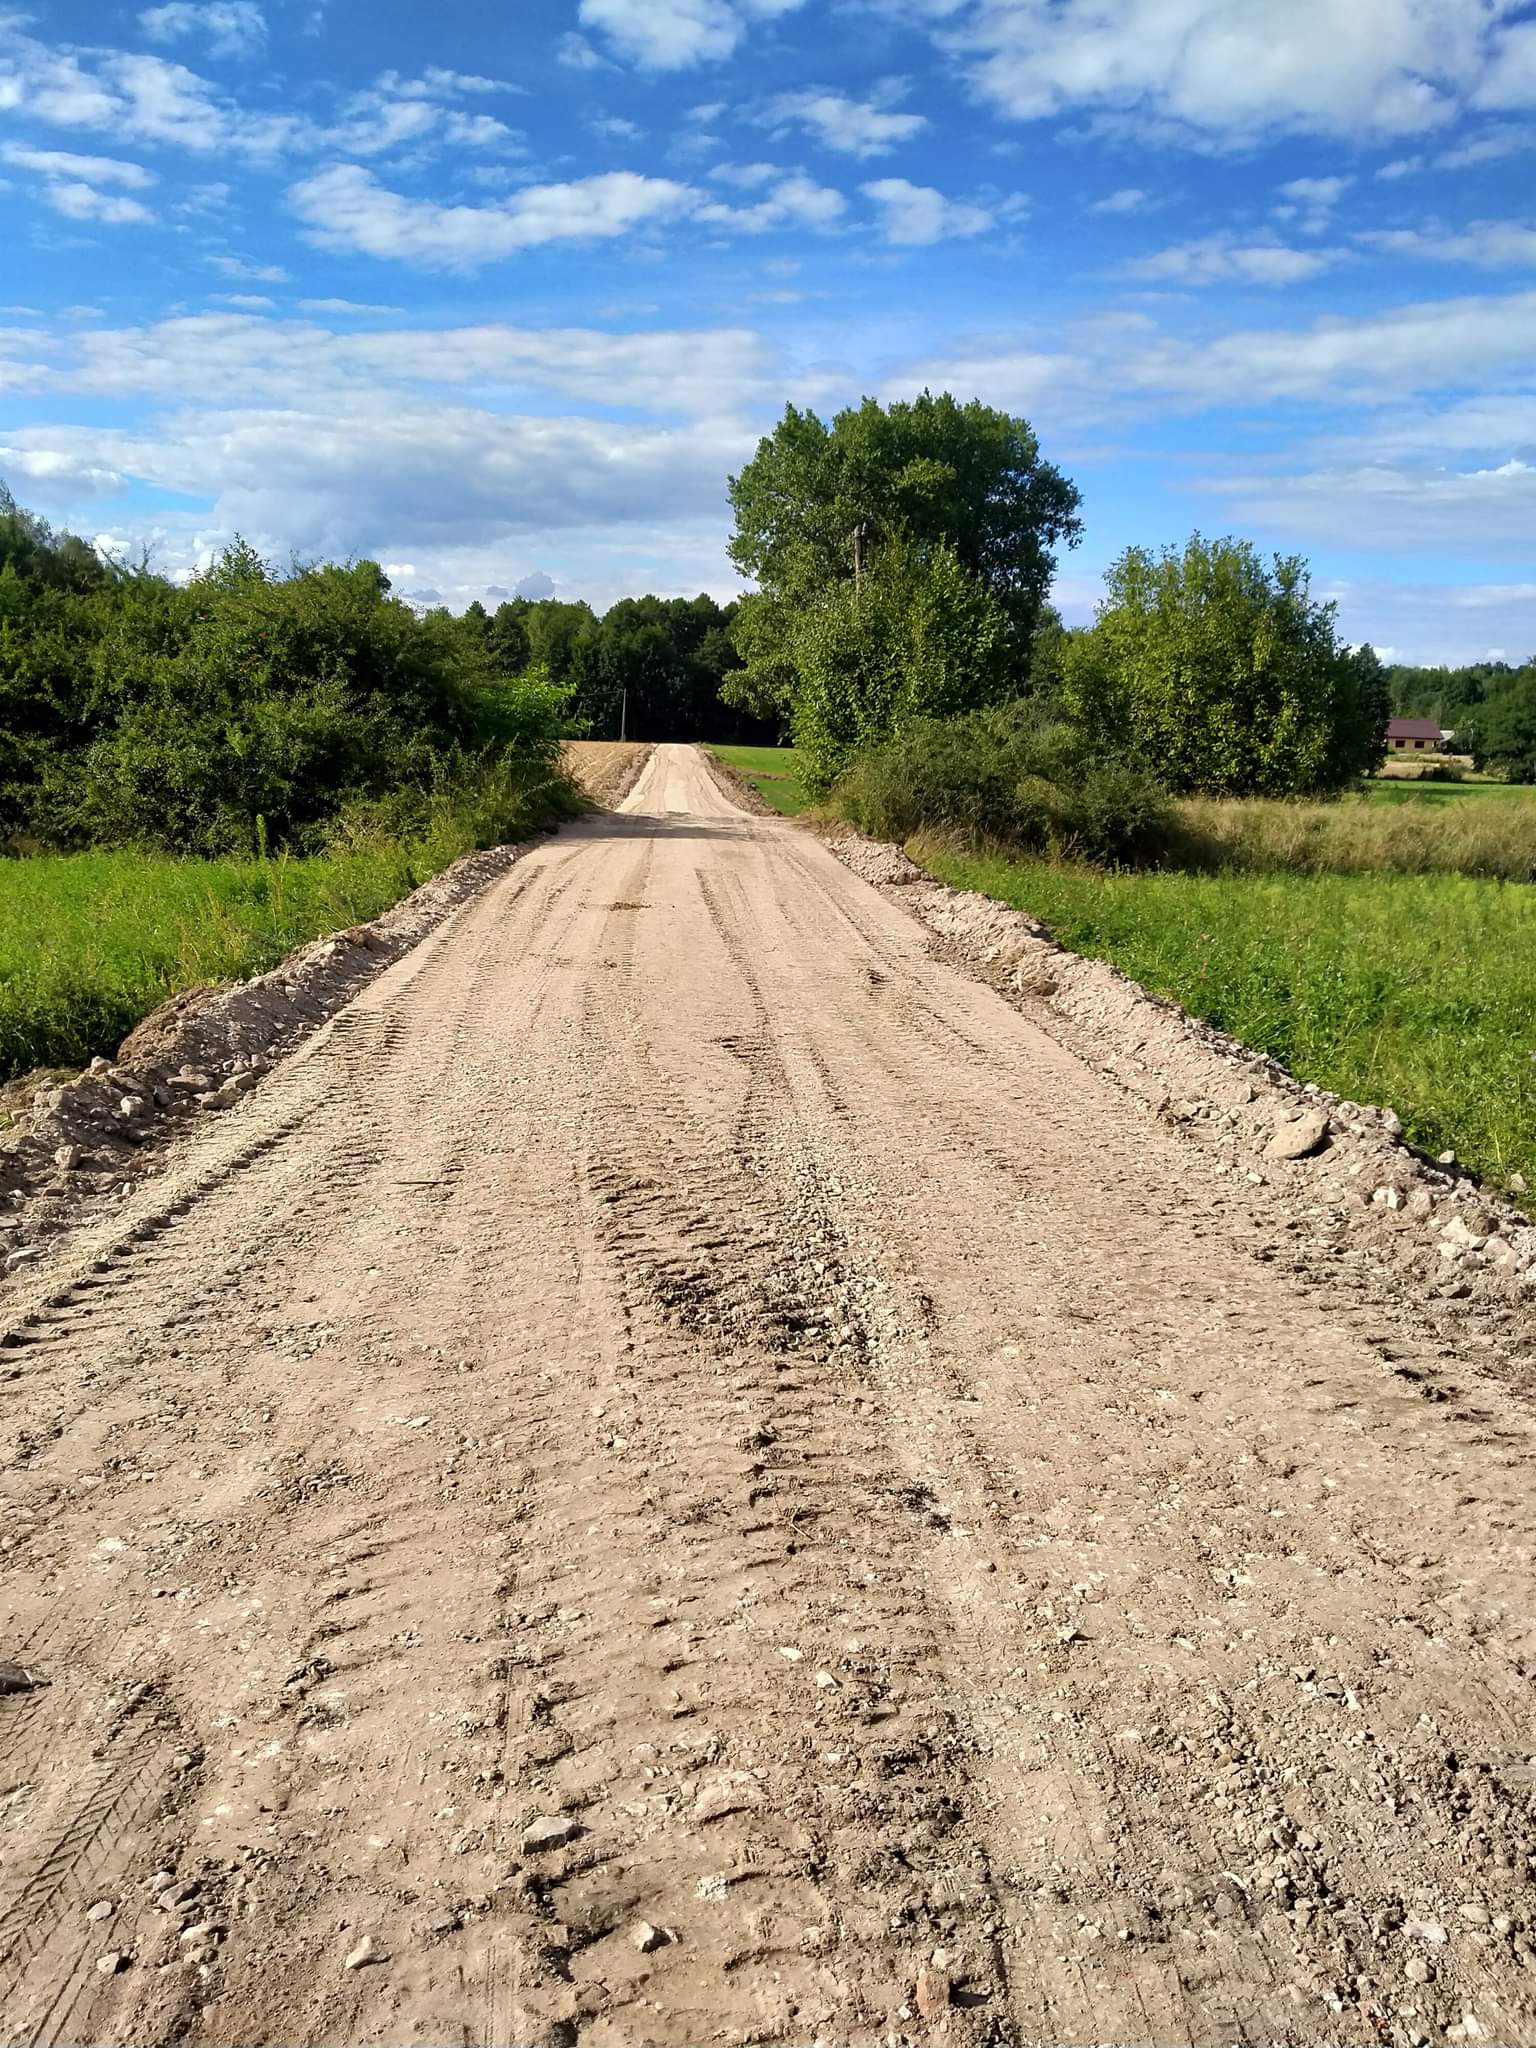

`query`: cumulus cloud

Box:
[0,20,518,164]
[43,180,156,224]
[760,83,926,156]
[288,165,703,266]
[861,177,992,244]
[1,143,158,225]
[1127,231,1339,285]
[698,171,845,232]
[1360,219,1536,268]
[139,3,267,60]
[577,0,807,70]
[932,0,1530,144]
[1090,185,1152,213]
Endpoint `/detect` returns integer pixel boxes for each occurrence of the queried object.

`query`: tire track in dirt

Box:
[2,746,1535,2047]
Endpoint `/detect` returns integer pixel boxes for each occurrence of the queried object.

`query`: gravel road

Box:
[3,744,1535,2048]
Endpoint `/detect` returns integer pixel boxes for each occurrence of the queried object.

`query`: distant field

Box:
[916,840,1536,1192]
[1365,779,1535,805]
[0,847,446,1087]
[708,744,811,816]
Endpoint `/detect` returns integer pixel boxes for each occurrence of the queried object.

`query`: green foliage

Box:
[832,700,1172,866]
[790,539,1012,790]
[0,497,574,857]
[1466,667,1536,782]
[1063,534,1388,797]
[726,390,1082,722]
[1385,656,1522,729]
[919,843,1536,1191]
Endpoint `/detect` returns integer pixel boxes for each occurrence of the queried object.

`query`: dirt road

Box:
[3,744,1535,2048]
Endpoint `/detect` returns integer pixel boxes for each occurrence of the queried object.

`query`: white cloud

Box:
[937,0,1529,144]
[42,180,156,225]
[297,296,404,315]
[207,253,291,281]
[1360,219,1536,268]
[862,177,992,244]
[139,3,267,60]
[698,172,845,232]
[1127,232,1337,285]
[8,311,779,419]
[760,84,926,156]
[211,291,275,308]
[0,21,516,163]
[885,288,1536,423]
[1435,124,1536,168]
[0,145,154,187]
[590,113,645,142]
[1475,18,1536,109]
[1279,174,1353,209]
[1090,186,1151,213]
[288,165,703,266]
[1206,455,1536,551]
[555,32,609,71]
[577,0,807,70]
[710,160,783,189]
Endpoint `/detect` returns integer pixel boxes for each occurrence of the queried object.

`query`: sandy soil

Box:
[563,742,653,809]
[3,744,1535,2048]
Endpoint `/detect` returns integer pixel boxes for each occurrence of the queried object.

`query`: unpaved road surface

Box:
[4,745,1535,2048]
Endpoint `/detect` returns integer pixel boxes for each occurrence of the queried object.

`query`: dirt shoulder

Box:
[822,822,1536,1395]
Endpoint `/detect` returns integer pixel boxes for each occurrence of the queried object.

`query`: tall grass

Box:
[918,840,1536,1191]
[1172,792,1536,880]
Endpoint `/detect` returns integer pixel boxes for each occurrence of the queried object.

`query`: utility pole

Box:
[620,685,627,742]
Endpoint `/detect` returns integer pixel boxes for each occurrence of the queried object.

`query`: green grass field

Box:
[708,744,812,816]
[1365,779,1536,805]
[916,839,1536,1191]
[0,844,451,1086]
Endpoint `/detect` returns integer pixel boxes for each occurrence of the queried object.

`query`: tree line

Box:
[1386,657,1536,781]
[0,481,767,857]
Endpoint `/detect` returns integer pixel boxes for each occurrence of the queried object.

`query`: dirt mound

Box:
[563,740,653,808]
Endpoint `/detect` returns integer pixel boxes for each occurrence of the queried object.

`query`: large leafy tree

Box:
[1062,534,1389,798]
[724,391,1082,723]
[791,538,1011,791]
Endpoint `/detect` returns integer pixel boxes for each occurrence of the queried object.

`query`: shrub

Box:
[832,701,1172,866]
[1063,534,1389,797]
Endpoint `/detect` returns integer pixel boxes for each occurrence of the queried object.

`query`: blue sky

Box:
[1,0,1533,662]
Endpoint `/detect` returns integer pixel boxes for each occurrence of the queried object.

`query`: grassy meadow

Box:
[708,744,813,816]
[0,843,455,1087]
[916,840,1536,1191]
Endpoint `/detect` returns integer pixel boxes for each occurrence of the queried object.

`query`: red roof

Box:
[1386,718,1443,740]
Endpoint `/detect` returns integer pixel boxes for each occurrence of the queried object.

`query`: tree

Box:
[1468,664,1536,782]
[1062,534,1388,798]
[790,538,1011,790]
[724,391,1082,722]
